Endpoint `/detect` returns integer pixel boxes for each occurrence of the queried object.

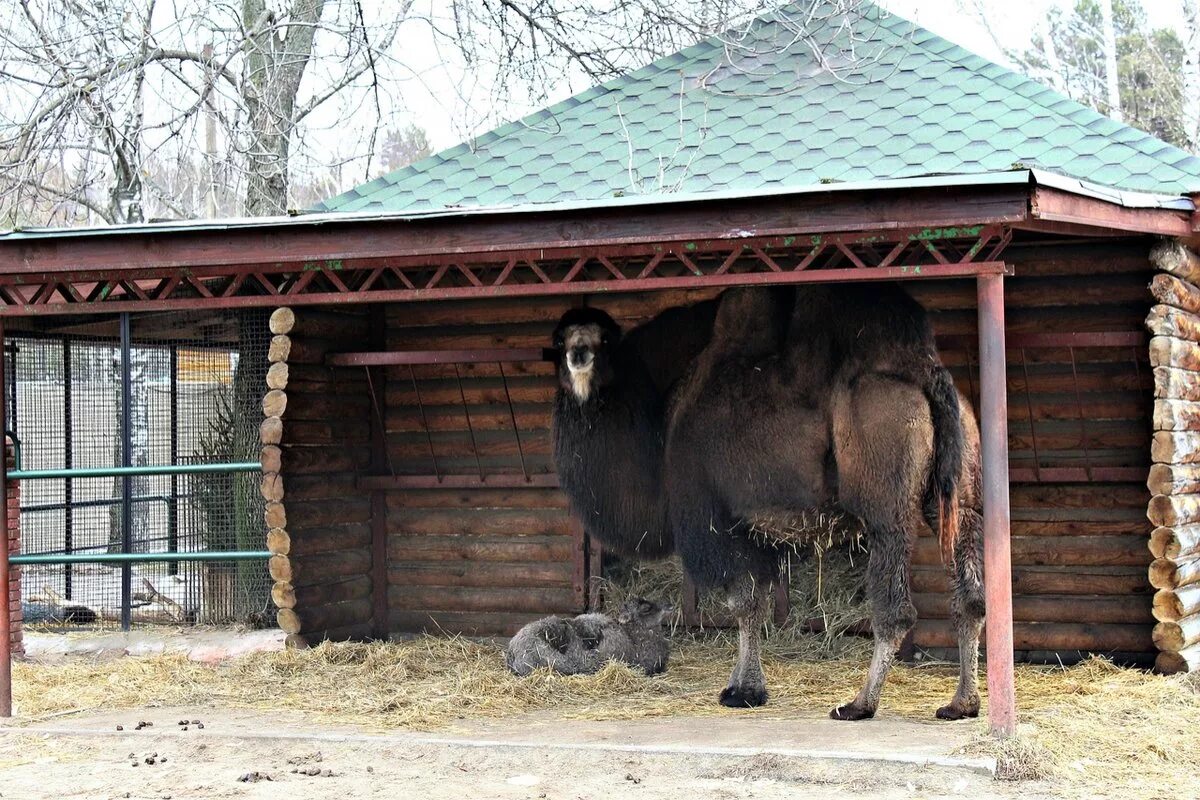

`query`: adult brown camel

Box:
[664,284,983,720]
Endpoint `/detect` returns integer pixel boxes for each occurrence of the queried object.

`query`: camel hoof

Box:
[719,685,767,708]
[830,703,875,721]
[935,701,980,721]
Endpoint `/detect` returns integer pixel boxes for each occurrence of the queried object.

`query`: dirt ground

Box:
[0,706,1049,800]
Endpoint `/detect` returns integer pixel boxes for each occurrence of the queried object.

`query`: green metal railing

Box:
[8,461,261,481]
[10,551,269,566]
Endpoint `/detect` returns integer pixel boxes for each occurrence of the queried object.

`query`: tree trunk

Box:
[1098,0,1122,122]
[1185,1,1200,153]
[242,0,326,216]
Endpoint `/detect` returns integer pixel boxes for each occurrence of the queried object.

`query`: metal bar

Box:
[11,551,270,566]
[328,348,553,366]
[9,462,260,480]
[357,474,560,491]
[168,345,179,576]
[120,311,132,631]
[454,363,484,482]
[22,493,179,514]
[62,337,73,598]
[0,318,11,718]
[409,366,439,480]
[498,362,529,482]
[977,274,1016,737]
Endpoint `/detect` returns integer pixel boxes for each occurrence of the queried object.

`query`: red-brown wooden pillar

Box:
[977,274,1015,735]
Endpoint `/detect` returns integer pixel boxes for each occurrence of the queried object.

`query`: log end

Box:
[269,307,296,336]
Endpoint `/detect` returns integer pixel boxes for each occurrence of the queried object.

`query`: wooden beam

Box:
[1029,185,1193,237]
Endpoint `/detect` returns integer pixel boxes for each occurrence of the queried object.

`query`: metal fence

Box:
[9,310,272,630]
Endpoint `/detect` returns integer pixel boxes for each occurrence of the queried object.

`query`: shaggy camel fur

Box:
[666,284,983,720]
[505,598,673,676]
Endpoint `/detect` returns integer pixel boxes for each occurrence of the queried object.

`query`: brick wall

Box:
[6,441,20,658]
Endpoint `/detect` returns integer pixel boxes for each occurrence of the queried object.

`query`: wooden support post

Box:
[368,306,389,639]
[978,274,1016,736]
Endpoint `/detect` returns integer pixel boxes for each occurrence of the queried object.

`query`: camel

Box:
[665,284,983,720]
[549,284,983,721]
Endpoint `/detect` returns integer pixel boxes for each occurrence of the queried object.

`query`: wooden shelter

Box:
[2,6,1200,735]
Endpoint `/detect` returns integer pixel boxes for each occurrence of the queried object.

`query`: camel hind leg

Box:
[830,523,916,720]
[937,505,984,720]
[829,375,928,721]
[720,572,772,708]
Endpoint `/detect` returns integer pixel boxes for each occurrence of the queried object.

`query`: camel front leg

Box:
[719,574,771,708]
[832,525,915,721]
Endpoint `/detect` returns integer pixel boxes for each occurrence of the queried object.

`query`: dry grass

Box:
[13,637,1200,798]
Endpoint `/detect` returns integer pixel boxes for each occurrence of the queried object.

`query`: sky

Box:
[383,0,1191,153]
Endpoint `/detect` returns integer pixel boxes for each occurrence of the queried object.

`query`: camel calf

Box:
[505,598,672,676]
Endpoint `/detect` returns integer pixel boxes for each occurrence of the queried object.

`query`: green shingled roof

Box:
[318,3,1200,213]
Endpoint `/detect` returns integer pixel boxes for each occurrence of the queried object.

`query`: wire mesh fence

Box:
[10,310,272,630]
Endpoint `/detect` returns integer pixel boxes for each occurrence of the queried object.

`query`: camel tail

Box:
[923,365,963,565]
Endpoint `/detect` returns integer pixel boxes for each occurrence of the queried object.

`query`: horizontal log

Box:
[1149,273,1200,316]
[388,509,572,537]
[285,336,352,365]
[273,577,372,612]
[1152,431,1200,464]
[293,308,369,339]
[277,607,301,634]
[1151,336,1200,371]
[260,473,284,503]
[270,307,296,335]
[270,548,372,587]
[285,419,371,446]
[1149,524,1200,560]
[1010,483,1149,511]
[1149,556,1200,590]
[1152,584,1200,622]
[913,619,1152,653]
[912,566,1150,596]
[303,621,376,643]
[387,561,573,589]
[913,593,1152,625]
[1148,494,1200,527]
[280,445,372,475]
[388,610,555,637]
[388,534,575,564]
[283,394,372,421]
[266,361,289,391]
[1148,464,1200,496]
[264,502,287,530]
[260,416,283,446]
[386,406,551,435]
[290,599,374,636]
[1012,519,1151,538]
[385,488,568,510]
[387,585,577,614]
[266,527,289,555]
[262,389,288,418]
[913,535,1149,568]
[1146,303,1200,342]
[276,523,371,558]
[1153,366,1200,401]
[1154,399,1200,431]
[260,445,282,475]
[268,335,291,364]
[285,472,361,502]
[1155,642,1200,674]
[286,498,372,528]
[1150,240,1200,284]
[285,364,371,394]
[1153,613,1200,652]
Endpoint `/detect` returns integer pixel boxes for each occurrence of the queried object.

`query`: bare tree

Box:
[0,0,409,224]
[1098,0,1123,122]
[1185,0,1200,151]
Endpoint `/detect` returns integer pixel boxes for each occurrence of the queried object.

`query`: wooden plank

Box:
[914,619,1152,652]
[388,535,574,563]
[387,561,573,588]
[912,566,1150,596]
[912,535,1149,568]
[387,585,577,614]
[388,610,555,637]
[913,593,1153,625]
[387,509,572,537]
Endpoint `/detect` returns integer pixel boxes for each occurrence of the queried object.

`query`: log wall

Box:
[373,238,1158,652]
[263,307,376,646]
[1145,240,1200,673]
[271,238,1160,656]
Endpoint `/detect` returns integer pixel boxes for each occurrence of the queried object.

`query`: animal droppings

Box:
[115,725,123,731]
[237,772,272,783]
[195,723,204,729]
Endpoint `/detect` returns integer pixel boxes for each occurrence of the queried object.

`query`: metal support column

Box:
[63,338,73,598]
[978,274,1016,736]
[119,312,133,631]
[0,318,11,717]
[168,345,179,576]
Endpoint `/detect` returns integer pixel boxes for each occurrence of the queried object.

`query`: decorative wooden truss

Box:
[0,225,1012,316]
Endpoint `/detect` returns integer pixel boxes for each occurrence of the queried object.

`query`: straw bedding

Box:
[14,636,1200,798]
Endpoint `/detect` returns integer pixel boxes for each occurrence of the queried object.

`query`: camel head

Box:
[551,307,621,403]
[616,597,673,627]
